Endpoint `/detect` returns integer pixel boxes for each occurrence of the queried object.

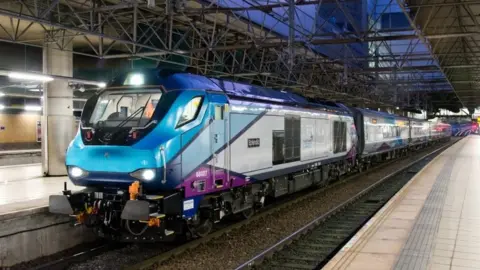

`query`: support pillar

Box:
[42,41,75,176]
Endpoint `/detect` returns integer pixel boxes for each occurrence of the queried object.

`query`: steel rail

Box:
[235,139,458,269]
[125,139,457,270]
[30,243,119,270]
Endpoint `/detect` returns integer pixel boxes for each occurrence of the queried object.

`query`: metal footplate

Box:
[49,195,74,215]
[121,200,150,220]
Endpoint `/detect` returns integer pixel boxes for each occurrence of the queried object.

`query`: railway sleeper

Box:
[304,235,347,244]
[270,260,319,269]
[315,228,356,236]
[279,255,323,263]
[286,246,334,256]
[295,241,339,250]
[268,262,316,270]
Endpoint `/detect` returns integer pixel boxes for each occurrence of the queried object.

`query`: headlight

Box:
[130,169,156,181]
[68,166,88,179]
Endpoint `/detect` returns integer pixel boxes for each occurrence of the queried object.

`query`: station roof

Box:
[406,0,480,112]
[0,0,473,113]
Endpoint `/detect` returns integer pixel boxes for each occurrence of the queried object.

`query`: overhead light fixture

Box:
[24,84,40,89]
[8,72,54,82]
[24,105,42,111]
[98,82,107,88]
[147,0,155,8]
[0,92,4,97]
[124,73,144,86]
[0,105,4,110]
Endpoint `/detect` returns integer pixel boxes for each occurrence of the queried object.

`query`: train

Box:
[49,69,452,242]
[450,121,478,136]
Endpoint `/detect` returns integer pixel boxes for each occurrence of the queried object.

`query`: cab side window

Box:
[177,96,203,127]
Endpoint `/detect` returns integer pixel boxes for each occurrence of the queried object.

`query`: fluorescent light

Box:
[24,105,42,111]
[8,72,54,82]
[98,82,106,88]
[130,74,144,85]
[0,92,4,97]
[124,73,144,86]
[0,105,4,110]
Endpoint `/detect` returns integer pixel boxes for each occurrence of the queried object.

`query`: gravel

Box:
[67,244,173,270]
[11,241,105,270]
[64,140,455,270]
[150,142,453,270]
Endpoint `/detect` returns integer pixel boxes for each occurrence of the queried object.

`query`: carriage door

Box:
[208,93,229,190]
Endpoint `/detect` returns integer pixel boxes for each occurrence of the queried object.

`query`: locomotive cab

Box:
[49,70,235,241]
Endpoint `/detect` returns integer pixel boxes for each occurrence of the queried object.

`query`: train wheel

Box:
[189,218,213,238]
[241,208,255,219]
[335,171,341,182]
[365,162,371,170]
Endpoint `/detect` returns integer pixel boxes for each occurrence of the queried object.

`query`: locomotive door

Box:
[208,93,230,189]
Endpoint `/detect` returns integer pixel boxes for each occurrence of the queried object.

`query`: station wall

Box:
[0,113,78,150]
[0,113,41,150]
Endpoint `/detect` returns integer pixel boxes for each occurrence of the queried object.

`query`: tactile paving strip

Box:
[393,156,456,270]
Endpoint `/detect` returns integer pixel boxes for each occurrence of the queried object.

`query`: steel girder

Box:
[0,0,458,109]
[401,0,480,111]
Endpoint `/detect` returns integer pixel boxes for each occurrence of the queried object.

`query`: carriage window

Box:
[214,105,224,120]
[120,107,128,118]
[177,96,203,127]
[284,115,301,162]
[272,131,285,165]
[333,121,347,153]
[382,125,390,138]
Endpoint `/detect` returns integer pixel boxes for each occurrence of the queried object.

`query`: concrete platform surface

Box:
[0,163,93,268]
[0,149,41,167]
[0,164,81,215]
[0,149,41,155]
[323,136,480,270]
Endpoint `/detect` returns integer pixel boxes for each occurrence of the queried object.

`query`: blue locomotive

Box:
[49,69,451,241]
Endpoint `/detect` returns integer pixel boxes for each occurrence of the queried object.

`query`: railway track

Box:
[125,139,457,270]
[235,142,453,270]
[23,139,457,270]
[27,243,116,270]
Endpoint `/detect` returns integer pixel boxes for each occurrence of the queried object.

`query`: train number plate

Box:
[248,138,260,148]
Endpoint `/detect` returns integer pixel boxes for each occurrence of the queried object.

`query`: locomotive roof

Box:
[108,69,351,115]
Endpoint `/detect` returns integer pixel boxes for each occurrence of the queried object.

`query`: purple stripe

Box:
[178,165,253,198]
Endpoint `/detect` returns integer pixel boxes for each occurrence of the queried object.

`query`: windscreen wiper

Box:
[101,107,146,141]
[114,106,145,129]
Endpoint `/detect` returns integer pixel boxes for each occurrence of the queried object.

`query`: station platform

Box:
[323,136,479,270]
[0,163,91,268]
[0,149,41,155]
[0,163,81,215]
[0,149,41,167]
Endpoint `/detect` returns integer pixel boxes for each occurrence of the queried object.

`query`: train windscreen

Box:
[87,89,162,128]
